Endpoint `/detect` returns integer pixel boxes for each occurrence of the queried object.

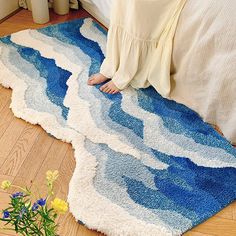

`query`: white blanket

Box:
[170,0,236,144]
[85,0,112,19]
[82,0,236,144]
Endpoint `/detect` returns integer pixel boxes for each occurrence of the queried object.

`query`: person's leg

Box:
[87,0,122,93]
[88,0,157,94]
[88,0,187,96]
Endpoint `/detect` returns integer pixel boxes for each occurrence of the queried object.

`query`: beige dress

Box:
[100,0,187,97]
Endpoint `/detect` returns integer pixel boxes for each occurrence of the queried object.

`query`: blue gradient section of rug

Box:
[0,18,235,236]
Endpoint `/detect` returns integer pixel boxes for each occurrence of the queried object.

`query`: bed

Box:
[80,0,236,145]
[80,0,111,27]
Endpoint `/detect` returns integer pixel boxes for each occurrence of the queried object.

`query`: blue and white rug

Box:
[0,18,236,236]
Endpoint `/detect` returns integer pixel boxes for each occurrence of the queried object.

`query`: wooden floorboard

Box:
[0,117,28,167]
[0,124,42,176]
[0,9,235,236]
[0,100,14,139]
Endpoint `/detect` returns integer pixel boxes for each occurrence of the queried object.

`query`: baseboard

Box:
[0,8,22,24]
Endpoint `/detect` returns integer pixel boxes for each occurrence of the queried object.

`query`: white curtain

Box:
[19,0,79,10]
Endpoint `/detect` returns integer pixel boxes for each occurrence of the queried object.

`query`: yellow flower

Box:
[51,198,68,214]
[1,180,11,190]
[46,170,59,183]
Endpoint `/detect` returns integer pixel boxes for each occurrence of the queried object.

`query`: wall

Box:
[0,0,19,20]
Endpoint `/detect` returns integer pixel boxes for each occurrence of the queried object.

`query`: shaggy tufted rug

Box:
[0,18,236,236]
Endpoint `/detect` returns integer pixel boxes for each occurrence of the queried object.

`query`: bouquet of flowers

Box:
[0,170,68,236]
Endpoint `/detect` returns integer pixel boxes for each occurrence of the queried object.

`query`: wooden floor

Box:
[0,9,235,236]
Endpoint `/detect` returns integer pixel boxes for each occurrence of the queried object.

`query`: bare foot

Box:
[100,80,120,94]
[87,73,109,86]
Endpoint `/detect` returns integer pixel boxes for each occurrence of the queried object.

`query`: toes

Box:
[112,89,120,94]
[87,76,95,85]
[106,88,119,94]
[88,73,109,86]
[100,84,109,92]
[100,81,120,94]
[102,87,108,93]
[101,85,113,94]
[106,88,113,94]
[100,80,121,94]
[100,83,107,90]
[100,85,104,90]
[105,87,112,93]
[87,80,93,85]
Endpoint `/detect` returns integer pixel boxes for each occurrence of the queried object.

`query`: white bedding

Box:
[90,0,112,19]
[81,0,236,144]
[170,0,236,144]
[82,0,112,22]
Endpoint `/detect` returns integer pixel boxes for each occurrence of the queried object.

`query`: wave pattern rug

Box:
[0,18,236,236]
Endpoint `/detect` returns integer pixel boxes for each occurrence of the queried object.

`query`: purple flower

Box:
[12,192,24,198]
[37,198,46,206]
[32,203,39,211]
[3,211,10,219]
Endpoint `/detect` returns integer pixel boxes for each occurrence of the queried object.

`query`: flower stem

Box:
[11,185,31,195]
